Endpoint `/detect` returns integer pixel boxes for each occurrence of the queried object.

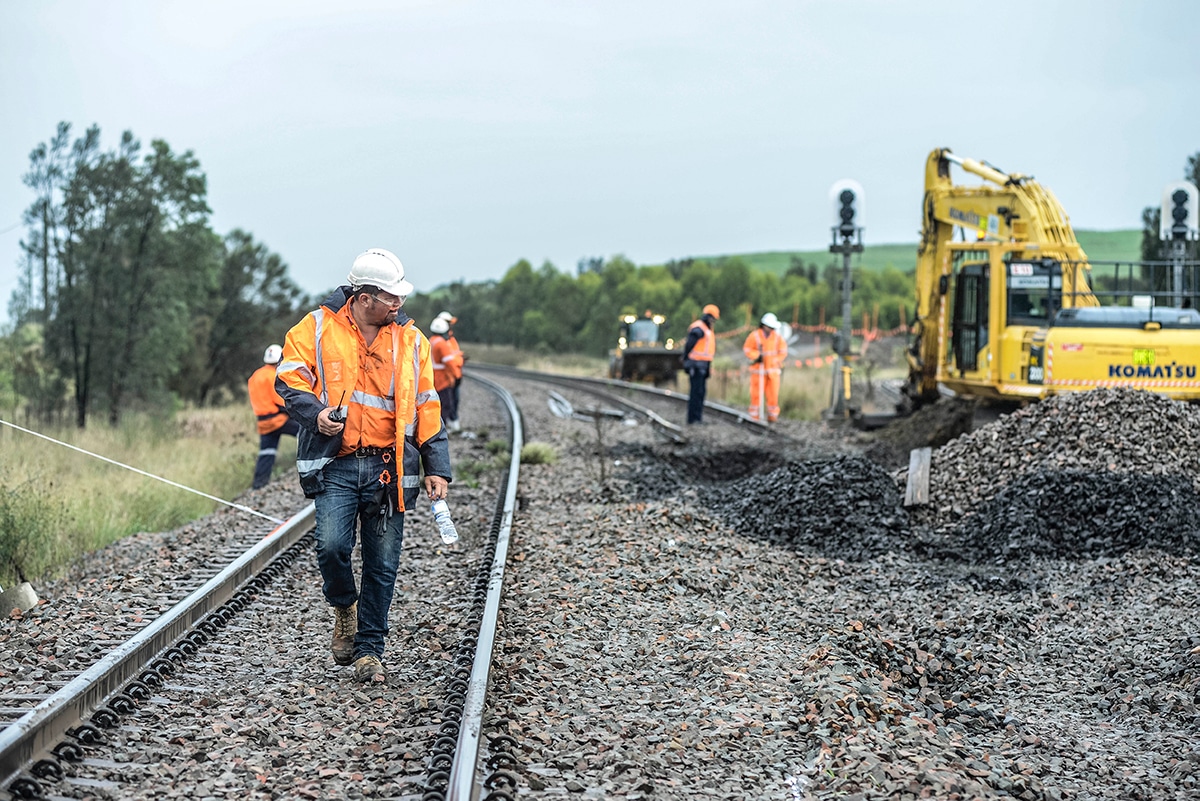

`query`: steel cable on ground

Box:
[0,418,285,525]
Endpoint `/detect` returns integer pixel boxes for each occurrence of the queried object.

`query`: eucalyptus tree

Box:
[19,124,219,426]
[190,230,309,405]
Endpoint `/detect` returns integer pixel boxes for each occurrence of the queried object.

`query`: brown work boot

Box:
[331,602,357,666]
[353,654,386,683]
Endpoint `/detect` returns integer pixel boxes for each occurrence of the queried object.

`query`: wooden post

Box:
[904,447,932,506]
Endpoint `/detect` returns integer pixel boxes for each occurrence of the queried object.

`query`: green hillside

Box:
[718,229,1142,275]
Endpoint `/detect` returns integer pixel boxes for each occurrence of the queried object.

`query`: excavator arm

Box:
[905,148,1092,405]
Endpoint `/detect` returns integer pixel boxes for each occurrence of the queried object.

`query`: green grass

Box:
[520,442,558,465]
[0,405,286,586]
[713,229,1143,276]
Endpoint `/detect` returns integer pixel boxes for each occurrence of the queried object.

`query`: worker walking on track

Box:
[743,312,788,422]
[276,247,452,683]
[248,344,300,489]
[681,304,720,424]
[429,316,464,431]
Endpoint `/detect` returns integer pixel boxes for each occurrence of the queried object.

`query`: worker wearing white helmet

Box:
[247,343,300,489]
[276,247,452,683]
[742,312,788,423]
[434,311,466,429]
[429,316,464,431]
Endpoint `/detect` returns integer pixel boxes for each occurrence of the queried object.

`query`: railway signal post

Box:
[827,179,864,418]
[1160,180,1199,307]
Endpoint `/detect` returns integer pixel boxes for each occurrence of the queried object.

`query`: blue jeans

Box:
[686,367,709,423]
[253,418,300,489]
[313,452,405,661]
[437,384,458,424]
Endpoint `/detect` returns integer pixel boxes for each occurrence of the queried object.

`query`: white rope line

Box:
[0,418,286,525]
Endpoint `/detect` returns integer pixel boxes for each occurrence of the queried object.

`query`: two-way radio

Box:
[328,391,347,423]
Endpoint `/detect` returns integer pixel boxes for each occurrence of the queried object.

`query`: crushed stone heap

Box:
[908,387,1200,563]
[715,455,909,561]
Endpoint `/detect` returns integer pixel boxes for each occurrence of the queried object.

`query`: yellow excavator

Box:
[902,147,1200,412]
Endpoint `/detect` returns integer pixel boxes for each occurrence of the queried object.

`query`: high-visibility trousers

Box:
[749,367,781,422]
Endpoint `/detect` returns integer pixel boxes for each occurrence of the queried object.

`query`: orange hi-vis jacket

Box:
[276,288,450,508]
[742,327,788,373]
[685,319,716,362]
[248,363,289,435]
[430,334,463,392]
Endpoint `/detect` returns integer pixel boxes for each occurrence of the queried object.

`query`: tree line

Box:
[403,253,912,359]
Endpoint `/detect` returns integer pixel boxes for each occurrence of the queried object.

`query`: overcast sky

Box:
[2,0,1198,322]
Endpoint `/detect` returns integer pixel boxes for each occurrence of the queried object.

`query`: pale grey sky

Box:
[2,0,1198,322]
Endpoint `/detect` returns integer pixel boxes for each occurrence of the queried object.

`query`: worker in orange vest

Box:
[681,304,720,424]
[742,312,788,422]
[429,316,464,431]
[247,344,300,488]
[436,311,466,429]
[276,247,451,683]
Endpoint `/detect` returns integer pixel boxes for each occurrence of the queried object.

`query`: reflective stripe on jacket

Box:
[743,328,788,373]
[685,319,716,362]
[276,287,451,508]
[430,334,463,392]
[248,363,289,435]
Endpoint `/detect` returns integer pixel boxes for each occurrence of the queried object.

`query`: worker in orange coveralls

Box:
[742,312,788,422]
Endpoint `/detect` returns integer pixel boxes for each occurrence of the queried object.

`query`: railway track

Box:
[0,376,523,801]
[468,363,776,442]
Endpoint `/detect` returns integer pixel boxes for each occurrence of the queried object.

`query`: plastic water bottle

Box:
[431,499,458,544]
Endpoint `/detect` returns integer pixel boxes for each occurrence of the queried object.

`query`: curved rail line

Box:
[0,375,524,801]
[434,372,522,801]
[468,363,774,441]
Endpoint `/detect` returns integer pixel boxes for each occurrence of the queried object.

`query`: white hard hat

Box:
[263,344,283,364]
[347,248,414,297]
[436,311,452,320]
[430,317,450,335]
[760,312,780,330]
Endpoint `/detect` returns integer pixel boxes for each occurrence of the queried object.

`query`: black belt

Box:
[344,445,393,459]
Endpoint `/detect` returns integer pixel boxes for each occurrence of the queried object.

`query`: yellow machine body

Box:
[905,148,1200,407]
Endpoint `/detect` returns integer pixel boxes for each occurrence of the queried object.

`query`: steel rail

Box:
[447,373,522,801]
[0,506,315,791]
[468,363,707,443]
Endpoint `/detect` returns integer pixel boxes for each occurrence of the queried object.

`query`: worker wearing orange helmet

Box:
[743,312,788,422]
[248,344,299,489]
[681,303,720,424]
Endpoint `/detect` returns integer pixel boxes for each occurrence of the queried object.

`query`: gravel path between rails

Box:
[0,384,506,800]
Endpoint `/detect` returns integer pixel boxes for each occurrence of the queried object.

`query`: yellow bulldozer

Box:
[902,147,1200,412]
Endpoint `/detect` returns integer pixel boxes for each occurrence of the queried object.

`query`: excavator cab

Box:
[1006,260,1061,326]
[939,245,1067,396]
